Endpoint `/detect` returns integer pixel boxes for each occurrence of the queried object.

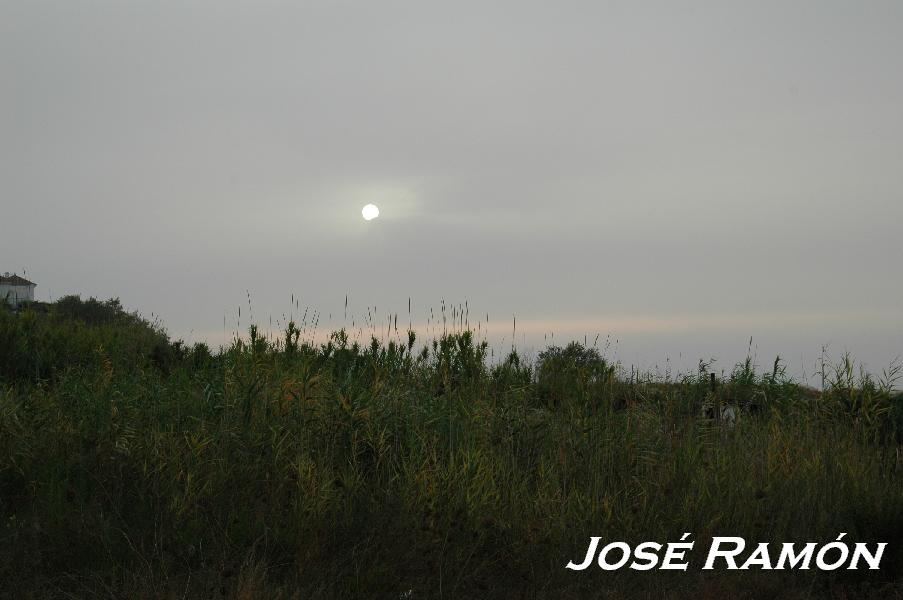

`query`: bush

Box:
[535,341,616,410]
[0,295,181,382]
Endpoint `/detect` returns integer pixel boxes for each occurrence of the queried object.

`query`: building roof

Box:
[0,273,35,286]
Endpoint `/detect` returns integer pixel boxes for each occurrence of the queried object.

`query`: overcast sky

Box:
[2,1,901,377]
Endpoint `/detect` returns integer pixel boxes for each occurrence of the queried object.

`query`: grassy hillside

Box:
[1,298,902,598]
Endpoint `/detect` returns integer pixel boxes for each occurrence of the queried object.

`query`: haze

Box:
[2,1,901,377]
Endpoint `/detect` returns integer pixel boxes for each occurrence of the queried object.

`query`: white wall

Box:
[0,283,36,307]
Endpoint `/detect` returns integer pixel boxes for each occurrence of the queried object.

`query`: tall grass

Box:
[1,299,902,598]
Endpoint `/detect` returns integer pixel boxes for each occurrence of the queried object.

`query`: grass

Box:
[1,297,902,598]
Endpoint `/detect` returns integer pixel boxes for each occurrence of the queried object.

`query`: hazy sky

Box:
[2,1,902,376]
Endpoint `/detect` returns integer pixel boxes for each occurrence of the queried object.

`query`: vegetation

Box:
[1,297,902,598]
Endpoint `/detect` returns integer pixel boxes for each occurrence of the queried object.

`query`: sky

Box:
[2,0,902,378]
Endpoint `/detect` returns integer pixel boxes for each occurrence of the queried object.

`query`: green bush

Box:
[0,296,185,382]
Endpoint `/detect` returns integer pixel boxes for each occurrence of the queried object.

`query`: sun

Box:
[361,204,380,221]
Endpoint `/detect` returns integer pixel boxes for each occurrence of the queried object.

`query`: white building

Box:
[0,273,36,307]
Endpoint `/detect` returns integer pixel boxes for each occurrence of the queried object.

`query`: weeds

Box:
[1,298,901,598]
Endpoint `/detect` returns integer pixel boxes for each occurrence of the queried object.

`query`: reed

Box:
[1,298,901,598]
